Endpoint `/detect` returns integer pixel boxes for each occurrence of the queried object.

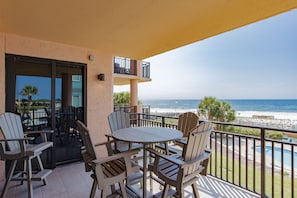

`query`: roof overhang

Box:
[1,1,297,60]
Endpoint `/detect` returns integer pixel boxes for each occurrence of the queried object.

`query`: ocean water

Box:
[142,99,297,120]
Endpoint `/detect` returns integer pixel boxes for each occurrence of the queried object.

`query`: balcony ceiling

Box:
[1,1,297,60]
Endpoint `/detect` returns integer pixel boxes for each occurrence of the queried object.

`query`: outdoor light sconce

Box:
[98,73,105,81]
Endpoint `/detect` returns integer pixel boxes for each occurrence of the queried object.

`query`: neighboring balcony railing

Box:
[114,56,137,75]
[142,61,150,78]
[132,112,297,198]
[113,56,151,78]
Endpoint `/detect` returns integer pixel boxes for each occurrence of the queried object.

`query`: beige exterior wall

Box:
[0,33,114,178]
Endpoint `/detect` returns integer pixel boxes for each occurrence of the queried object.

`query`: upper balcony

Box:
[113,56,151,85]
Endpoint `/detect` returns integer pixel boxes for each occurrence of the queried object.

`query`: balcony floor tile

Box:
[0,162,259,198]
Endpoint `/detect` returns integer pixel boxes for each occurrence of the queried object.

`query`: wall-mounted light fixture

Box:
[98,73,105,81]
[89,55,94,61]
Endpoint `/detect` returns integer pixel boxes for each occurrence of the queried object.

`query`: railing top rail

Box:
[134,112,178,119]
[209,120,297,134]
[136,113,297,133]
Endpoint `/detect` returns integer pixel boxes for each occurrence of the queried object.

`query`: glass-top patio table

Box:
[112,126,183,198]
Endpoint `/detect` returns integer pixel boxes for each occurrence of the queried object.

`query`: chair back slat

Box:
[183,121,212,175]
[0,112,25,151]
[177,112,198,137]
[76,120,96,162]
[108,111,130,133]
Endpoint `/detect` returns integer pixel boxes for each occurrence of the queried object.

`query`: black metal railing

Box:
[114,56,137,75]
[133,113,297,198]
[142,61,150,78]
[114,105,137,113]
[114,105,151,115]
[113,56,151,78]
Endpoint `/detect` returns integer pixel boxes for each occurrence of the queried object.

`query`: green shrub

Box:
[266,131,284,140]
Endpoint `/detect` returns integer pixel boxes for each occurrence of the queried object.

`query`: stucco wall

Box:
[0,33,114,178]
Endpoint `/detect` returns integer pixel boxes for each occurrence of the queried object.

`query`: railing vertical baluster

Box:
[32,108,35,128]
[272,141,275,198]
[260,128,266,198]
[232,135,235,183]
[226,134,229,181]
[253,139,256,192]
[209,131,213,175]
[220,132,223,179]
[292,144,294,198]
[215,132,218,177]
[245,137,248,189]
[239,136,241,186]
[281,143,284,198]
[137,113,140,127]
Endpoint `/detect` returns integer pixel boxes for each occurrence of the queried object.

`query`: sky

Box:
[115,10,297,100]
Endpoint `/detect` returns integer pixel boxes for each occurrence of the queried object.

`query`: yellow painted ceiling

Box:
[1,0,297,60]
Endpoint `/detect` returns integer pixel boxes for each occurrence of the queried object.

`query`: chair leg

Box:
[176,185,184,198]
[90,178,97,198]
[36,155,48,185]
[26,158,33,198]
[161,184,169,198]
[101,188,107,198]
[119,181,127,198]
[191,183,200,198]
[111,184,116,194]
[1,160,17,198]
[21,159,27,185]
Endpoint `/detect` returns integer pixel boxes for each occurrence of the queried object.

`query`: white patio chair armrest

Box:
[182,152,210,168]
[0,137,34,159]
[0,137,35,142]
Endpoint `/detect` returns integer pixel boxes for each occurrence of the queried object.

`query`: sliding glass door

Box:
[5,54,86,167]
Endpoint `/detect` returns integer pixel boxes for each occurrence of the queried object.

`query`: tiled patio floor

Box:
[0,161,260,198]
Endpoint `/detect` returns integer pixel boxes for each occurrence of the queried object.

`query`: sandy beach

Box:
[235,111,297,130]
[150,108,297,130]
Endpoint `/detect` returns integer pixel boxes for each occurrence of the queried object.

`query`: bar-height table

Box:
[112,127,183,198]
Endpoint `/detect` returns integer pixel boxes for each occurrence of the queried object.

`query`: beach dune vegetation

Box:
[228,126,284,140]
[114,92,130,105]
[113,92,142,106]
[198,96,236,122]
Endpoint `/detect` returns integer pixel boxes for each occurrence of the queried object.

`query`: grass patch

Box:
[208,152,297,197]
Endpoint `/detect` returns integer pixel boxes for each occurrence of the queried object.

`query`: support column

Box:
[130,79,138,113]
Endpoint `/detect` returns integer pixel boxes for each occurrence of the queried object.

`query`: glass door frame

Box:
[5,54,87,168]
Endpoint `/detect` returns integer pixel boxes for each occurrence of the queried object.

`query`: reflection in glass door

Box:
[5,54,86,167]
[54,64,84,164]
